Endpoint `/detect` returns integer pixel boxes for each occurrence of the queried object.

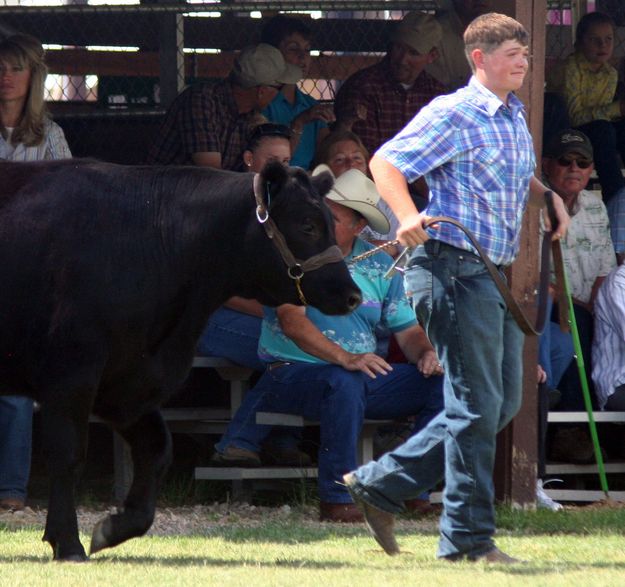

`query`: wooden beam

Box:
[44,49,379,81]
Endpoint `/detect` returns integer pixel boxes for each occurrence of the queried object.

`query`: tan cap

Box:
[312,165,391,234]
[391,11,442,55]
[231,43,302,89]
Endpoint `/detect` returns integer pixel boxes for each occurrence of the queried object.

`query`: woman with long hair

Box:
[0,33,71,511]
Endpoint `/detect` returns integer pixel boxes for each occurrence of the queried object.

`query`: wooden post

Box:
[494,0,547,506]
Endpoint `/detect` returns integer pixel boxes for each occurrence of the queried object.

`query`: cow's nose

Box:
[347,291,362,311]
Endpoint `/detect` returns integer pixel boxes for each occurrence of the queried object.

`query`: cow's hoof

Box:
[52,545,89,562]
[90,517,112,555]
[56,553,89,563]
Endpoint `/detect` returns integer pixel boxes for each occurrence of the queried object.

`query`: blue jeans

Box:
[196,307,264,371]
[538,296,574,390]
[0,395,33,501]
[348,241,525,559]
[216,361,443,503]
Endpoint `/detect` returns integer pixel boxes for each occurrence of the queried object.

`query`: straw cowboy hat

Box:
[312,164,391,234]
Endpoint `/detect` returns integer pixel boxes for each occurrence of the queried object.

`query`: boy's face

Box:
[474,39,529,98]
[579,22,614,67]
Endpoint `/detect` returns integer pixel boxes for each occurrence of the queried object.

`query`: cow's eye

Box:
[301,222,318,236]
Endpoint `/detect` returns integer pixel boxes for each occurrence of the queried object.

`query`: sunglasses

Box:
[556,156,593,169]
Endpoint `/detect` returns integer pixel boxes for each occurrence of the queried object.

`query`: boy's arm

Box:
[369,154,432,247]
[529,176,569,239]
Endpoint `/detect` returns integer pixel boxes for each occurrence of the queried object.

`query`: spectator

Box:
[334,11,447,158]
[592,264,625,410]
[344,12,569,562]
[210,168,444,523]
[147,44,301,170]
[260,15,334,169]
[312,129,400,250]
[426,0,493,91]
[539,130,616,463]
[552,12,625,261]
[196,122,310,467]
[0,33,72,511]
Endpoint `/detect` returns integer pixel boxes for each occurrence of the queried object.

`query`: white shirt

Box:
[0,120,71,161]
[592,264,625,408]
[541,189,616,304]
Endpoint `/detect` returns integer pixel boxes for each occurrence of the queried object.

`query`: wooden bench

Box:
[194,410,401,501]
[544,411,625,502]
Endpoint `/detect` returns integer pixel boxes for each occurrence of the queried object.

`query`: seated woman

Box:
[197,122,310,467]
[313,129,401,257]
[197,122,291,371]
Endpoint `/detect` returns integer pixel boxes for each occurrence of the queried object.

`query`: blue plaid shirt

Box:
[377,77,536,266]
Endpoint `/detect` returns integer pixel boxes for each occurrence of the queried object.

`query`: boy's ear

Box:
[470,47,485,70]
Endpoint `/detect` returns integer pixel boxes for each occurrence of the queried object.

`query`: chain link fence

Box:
[0,1,623,161]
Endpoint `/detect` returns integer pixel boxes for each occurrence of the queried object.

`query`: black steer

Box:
[0,159,361,561]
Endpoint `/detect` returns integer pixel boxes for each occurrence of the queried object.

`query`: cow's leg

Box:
[40,397,92,562]
[90,409,172,554]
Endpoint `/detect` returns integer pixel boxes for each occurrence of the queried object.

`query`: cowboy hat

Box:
[312,164,391,234]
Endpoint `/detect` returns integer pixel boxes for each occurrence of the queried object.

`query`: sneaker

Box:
[536,479,563,511]
[210,446,261,467]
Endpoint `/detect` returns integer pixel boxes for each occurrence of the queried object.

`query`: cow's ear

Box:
[311,170,334,199]
[260,161,289,206]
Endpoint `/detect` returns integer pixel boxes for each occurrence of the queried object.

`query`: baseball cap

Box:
[312,164,391,234]
[544,129,594,160]
[390,11,442,55]
[231,43,302,89]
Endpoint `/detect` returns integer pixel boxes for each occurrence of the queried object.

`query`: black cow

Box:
[0,159,361,561]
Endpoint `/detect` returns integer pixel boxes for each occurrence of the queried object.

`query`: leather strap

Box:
[424,191,565,336]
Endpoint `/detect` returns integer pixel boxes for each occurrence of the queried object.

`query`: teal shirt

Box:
[262,88,326,170]
[258,238,417,364]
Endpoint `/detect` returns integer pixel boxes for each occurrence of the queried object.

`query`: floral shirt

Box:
[541,189,616,304]
[258,238,416,363]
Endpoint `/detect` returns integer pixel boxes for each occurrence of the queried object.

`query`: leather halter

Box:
[253,173,344,305]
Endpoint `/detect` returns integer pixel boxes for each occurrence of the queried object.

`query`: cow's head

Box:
[245,162,361,315]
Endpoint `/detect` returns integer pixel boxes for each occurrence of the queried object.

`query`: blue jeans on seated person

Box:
[538,296,574,390]
[347,241,525,559]
[215,362,443,503]
[0,395,33,502]
[196,307,264,371]
[197,307,302,451]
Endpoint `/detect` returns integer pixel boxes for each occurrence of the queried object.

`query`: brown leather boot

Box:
[319,502,364,523]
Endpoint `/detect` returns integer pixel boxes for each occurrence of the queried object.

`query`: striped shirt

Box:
[0,120,71,161]
[592,264,625,409]
[377,76,536,266]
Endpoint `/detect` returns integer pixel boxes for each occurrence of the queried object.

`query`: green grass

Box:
[3,506,625,586]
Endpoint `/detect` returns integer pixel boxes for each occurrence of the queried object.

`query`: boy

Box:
[343,13,570,563]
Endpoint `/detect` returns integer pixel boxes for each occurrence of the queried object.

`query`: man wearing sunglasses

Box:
[540,129,616,463]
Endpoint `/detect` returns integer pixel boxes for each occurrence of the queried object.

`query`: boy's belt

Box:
[422,193,566,337]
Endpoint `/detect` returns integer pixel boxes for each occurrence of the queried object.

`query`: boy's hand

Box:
[543,191,570,240]
[396,211,433,247]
